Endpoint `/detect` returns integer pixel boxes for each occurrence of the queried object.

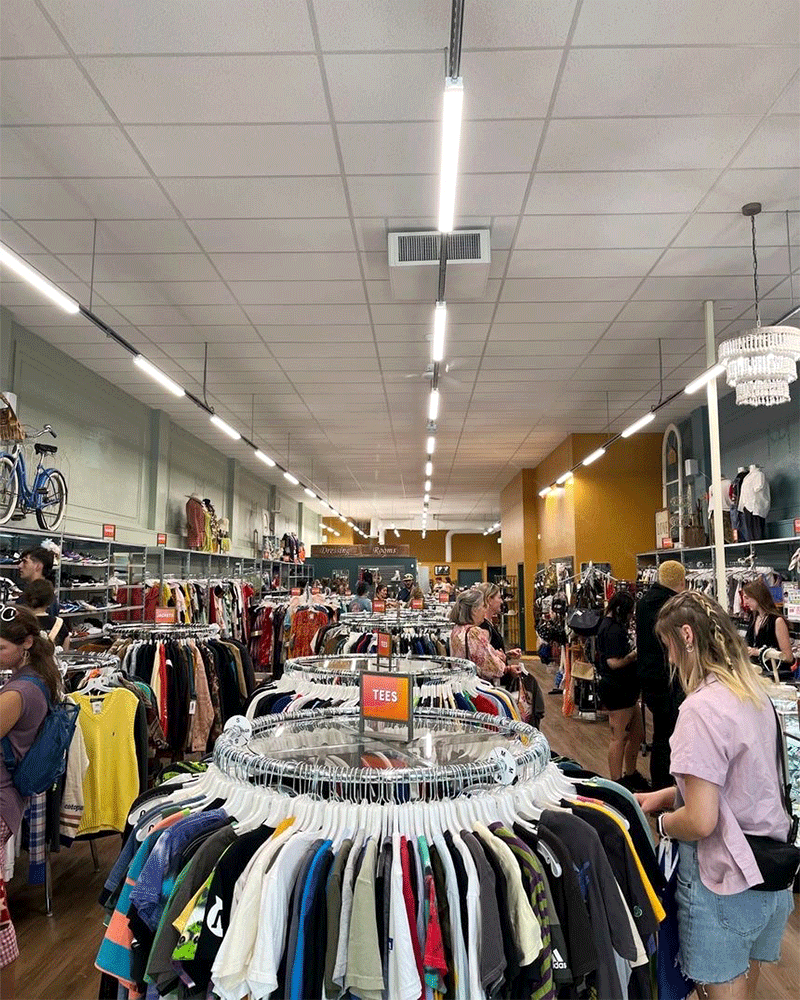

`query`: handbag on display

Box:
[745,702,800,891]
[0,392,24,442]
[566,607,602,636]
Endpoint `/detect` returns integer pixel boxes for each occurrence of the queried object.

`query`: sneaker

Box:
[618,771,651,793]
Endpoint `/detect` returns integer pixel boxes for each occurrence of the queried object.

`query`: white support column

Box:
[705,300,728,607]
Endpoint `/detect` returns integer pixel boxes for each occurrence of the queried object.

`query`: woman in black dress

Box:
[743,579,795,669]
[596,591,647,789]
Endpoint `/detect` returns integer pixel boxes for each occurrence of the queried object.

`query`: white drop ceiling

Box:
[1,0,798,525]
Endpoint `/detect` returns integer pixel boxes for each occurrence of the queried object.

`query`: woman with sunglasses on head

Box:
[636,591,794,1000]
[0,605,62,996]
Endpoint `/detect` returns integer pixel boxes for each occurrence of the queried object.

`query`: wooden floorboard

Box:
[6,660,798,999]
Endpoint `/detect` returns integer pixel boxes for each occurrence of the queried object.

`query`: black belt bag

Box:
[745,702,800,891]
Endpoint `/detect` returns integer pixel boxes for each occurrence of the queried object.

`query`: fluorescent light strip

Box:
[428,389,440,421]
[555,471,572,485]
[210,414,241,440]
[424,479,432,492]
[425,461,433,476]
[582,447,606,467]
[254,449,275,467]
[133,355,185,397]
[303,487,316,499]
[283,471,299,486]
[426,436,436,455]
[685,363,726,395]
[0,243,79,314]
[437,78,464,233]
[432,301,447,362]
[539,487,551,498]
[621,411,656,438]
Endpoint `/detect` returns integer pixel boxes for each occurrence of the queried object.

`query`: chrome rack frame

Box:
[283,653,475,687]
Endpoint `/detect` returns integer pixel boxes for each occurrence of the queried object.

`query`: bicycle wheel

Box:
[0,455,19,525]
[35,469,67,531]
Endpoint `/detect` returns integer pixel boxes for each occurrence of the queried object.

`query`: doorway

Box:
[457,568,483,588]
[518,562,526,652]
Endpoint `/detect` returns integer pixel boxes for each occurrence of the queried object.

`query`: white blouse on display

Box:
[738,465,771,517]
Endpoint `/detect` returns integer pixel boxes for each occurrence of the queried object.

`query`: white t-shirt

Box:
[388,831,423,1000]
[449,831,485,1000]
[433,830,469,1000]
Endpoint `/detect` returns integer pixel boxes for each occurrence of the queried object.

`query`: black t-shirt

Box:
[479,619,505,652]
[596,617,630,679]
[36,612,70,646]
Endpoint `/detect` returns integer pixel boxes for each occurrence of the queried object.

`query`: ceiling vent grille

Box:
[388,229,491,301]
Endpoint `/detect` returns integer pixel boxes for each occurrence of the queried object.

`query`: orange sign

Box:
[156,533,167,546]
[438,592,449,603]
[661,538,673,549]
[311,587,321,595]
[291,587,302,596]
[377,632,392,658]
[361,672,411,724]
[410,598,424,609]
[373,600,386,613]
[102,523,116,540]
[794,518,800,536]
[154,607,176,624]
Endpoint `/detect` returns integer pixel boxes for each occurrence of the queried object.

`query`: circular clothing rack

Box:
[283,652,475,687]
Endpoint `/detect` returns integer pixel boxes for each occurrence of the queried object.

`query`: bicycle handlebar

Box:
[24,425,58,440]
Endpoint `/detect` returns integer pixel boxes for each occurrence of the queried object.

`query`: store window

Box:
[662,424,683,544]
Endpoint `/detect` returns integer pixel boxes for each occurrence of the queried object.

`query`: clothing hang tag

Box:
[91,700,102,714]
[220,714,253,748]
[488,746,518,785]
[189,699,197,716]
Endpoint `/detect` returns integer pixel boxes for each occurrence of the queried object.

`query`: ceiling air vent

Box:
[388,229,491,301]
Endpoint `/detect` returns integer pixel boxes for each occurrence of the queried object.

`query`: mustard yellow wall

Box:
[533,437,577,566]
[500,468,539,587]
[321,518,356,545]
[397,529,500,583]
[572,432,663,579]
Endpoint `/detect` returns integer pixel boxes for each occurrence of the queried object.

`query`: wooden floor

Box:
[6,659,798,999]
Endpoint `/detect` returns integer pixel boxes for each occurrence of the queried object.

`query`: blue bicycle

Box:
[0,424,68,530]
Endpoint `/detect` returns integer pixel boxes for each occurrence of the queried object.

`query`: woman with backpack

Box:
[0,605,62,995]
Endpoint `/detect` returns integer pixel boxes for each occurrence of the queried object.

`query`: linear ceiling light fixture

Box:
[283,471,299,486]
[438,78,464,233]
[432,301,447,362]
[254,449,275,467]
[426,436,436,455]
[210,414,241,440]
[0,242,79,314]
[428,389,440,421]
[582,446,607,466]
[684,363,726,395]
[303,487,316,499]
[555,471,573,485]
[133,355,185,397]
[621,411,655,438]
[538,487,552,498]
[424,479,432,491]
[425,460,433,476]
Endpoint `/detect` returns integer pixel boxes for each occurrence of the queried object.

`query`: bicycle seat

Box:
[34,443,57,455]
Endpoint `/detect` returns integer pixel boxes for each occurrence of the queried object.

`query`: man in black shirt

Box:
[396,573,415,603]
[635,560,685,790]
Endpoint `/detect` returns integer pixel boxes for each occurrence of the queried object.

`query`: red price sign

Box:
[102,523,116,540]
[361,672,411,724]
[373,600,386,613]
[410,598,424,610]
[661,538,673,549]
[377,632,392,658]
[438,592,449,603]
[156,532,167,546]
[311,587,321,595]
[154,607,176,624]
[291,587,302,596]
[794,518,800,536]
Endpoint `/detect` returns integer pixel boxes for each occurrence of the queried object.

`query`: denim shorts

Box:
[676,840,794,984]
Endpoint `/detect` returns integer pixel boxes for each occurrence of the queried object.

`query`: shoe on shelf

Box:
[618,771,651,793]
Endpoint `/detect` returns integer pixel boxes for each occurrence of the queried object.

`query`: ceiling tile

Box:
[771,74,799,114]
[187,219,357,253]
[94,280,235,307]
[325,52,442,122]
[633,274,780,301]
[675,211,800,248]
[1,0,67,56]
[539,117,759,172]
[459,50,562,118]
[338,120,543,175]
[2,177,177,219]
[507,248,661,278]
[242,303,371,325]
[515,213,687,250]
[228,280,366,304]
[211,252,362,282]
[45,0,314,53]
[651,244,793,278]
[1,58,113,125]
[495,301,622,323]
[572,0,798,45]
[490,322,607,341]
[127,123,339,176]
[162,176,348,219]
[82,55,328,123]
[257,325,371,343]
[0,125,147,178]
[501,276,641,301]
[59,252,219,283]
[526,171,716,215]
[732,115,800,169]
[700,168,800,212]
[554,47,797,116]
[615,300,707,323]
[104,303,246,326]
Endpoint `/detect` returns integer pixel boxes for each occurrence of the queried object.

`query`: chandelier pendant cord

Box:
[751,214,761,329]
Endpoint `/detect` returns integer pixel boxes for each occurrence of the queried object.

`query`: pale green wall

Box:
[1,307,320,554]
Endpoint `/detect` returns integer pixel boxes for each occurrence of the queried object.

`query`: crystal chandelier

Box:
[718,203,800,407]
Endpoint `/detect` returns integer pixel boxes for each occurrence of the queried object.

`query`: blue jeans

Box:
[676,841,793,984]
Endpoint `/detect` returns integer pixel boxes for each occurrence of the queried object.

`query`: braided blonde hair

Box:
[655,591,765,703]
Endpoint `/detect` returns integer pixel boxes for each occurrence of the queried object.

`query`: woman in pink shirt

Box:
[636,591,794,999]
